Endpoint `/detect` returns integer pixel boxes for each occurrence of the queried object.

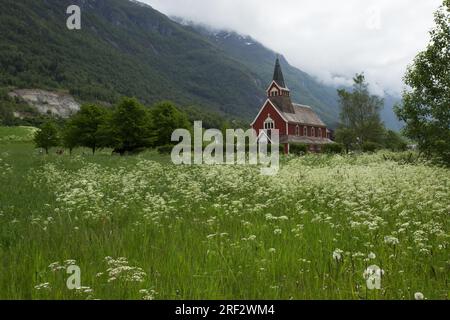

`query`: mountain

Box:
[0,0,402,130]
[0,0,263,121]
[182,22,342,127]
[182,21,404,131]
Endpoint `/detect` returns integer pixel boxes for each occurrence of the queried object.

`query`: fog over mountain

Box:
[141,0,442,96]
[0,0,406,130]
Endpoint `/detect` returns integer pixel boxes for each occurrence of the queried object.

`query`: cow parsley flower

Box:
[414,292,425,300]
[333,249,344,261]
[34,282,51,290]
[384,236,400,245]
[48,262,65,272]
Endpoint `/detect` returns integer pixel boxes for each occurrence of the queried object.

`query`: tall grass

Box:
[0,141,448,300]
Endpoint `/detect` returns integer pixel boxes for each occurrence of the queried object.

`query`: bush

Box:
[322,143,343,154]
[383,130,408,152]
[362,142,382,153]
[157,145,174,154]
[290,143,308,155]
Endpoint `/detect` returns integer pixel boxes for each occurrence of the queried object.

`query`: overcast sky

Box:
[140,0,443,95]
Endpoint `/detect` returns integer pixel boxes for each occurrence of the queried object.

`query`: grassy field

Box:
[0,126,38,143]
[0,127,448,300]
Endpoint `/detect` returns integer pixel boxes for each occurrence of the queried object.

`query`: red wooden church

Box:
[251,57,334,154]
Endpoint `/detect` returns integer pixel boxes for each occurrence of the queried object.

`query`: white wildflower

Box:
[368,252,376,260]
[333,249,344,262]
[414,292,425,300]
[384,236,400,245]
[34,282,51,290]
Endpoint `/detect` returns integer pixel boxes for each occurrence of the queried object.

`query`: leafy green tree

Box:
[61,124,79,155]
[111,97,152,155]
[395,1,450,163]
[335,127,357,153]
[0,104,15,126]
[34,121,60,154]
[383,130,408,152]
[338,74,385,145]
[149,101,191,147]
[67,104,109,155]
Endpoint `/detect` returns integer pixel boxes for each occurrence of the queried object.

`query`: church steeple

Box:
[266,56,295,114]
[273,55,286,88]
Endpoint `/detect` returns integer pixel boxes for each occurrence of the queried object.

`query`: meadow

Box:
[0,127,448,300]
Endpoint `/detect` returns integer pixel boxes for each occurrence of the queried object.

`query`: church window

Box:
[264,116,275,130]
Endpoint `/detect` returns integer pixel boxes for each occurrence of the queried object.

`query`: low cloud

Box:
[141,0,442,94]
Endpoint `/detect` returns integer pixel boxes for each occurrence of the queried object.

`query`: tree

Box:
[0,104,15,126]
[395,1,450,163]
[148,101,191,147]
[110,97,152,155]
[335,127,357,153]
[338,74,385,146]
[34,121,60,154]
[383,130,408,152]
[61,124,79,155]
[67,104,109,155]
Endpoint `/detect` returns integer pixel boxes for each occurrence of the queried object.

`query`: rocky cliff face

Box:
[9,89,80,118]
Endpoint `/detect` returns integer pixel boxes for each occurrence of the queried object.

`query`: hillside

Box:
[0,0,263,120]
[0,0,402,130]
[184,22,403,130]
[185,23,342,127]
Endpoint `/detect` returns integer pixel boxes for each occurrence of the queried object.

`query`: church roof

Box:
[280,104,326,127]
[268,95,295,114]
[258,57,327,128]
[281,135,334,145]
[273,57,286,88]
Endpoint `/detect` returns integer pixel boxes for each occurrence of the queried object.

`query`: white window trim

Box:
[264,116,275,130]
[250,99,289,126]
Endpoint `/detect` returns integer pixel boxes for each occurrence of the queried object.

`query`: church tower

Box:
[272,56,286,88]
[251,56,333,154]
[267,56,295,114]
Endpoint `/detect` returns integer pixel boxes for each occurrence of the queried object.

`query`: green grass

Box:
[0,141,448,300]
[0,126,37,143]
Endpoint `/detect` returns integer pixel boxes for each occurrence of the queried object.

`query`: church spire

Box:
[273,55,286,88]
